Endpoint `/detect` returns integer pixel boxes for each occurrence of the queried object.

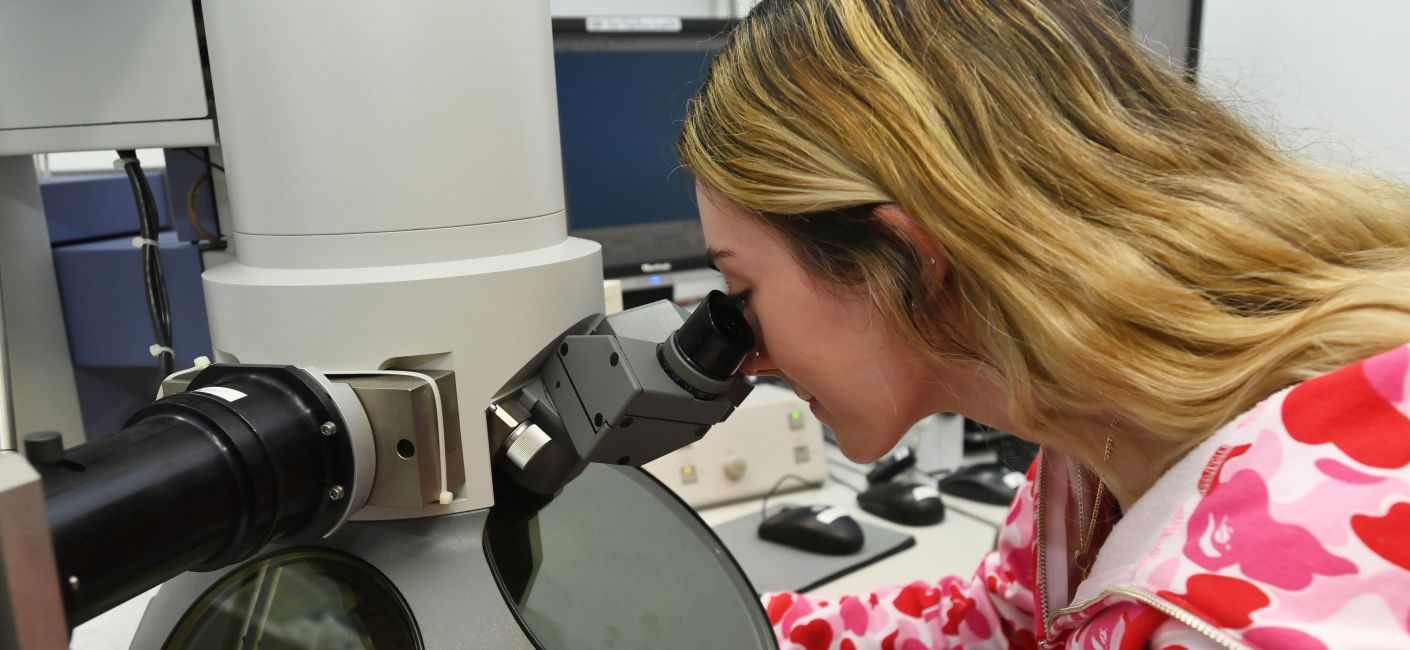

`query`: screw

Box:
[320,421,338,437]
[68,575,80,591]
[328,485,346,501]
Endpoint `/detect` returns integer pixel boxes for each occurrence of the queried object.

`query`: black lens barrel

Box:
[36,365,355,627]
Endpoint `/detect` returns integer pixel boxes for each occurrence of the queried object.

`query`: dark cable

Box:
[759,473,812,523]
[115,150,175,384]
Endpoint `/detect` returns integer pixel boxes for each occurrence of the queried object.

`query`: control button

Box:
[788,409,805,431]
[23,431,65,466]
[793,445,810,464]
[723,456,747,481]
[680,464,698,485]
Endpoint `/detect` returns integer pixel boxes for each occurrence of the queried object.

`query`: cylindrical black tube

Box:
[671,290,755,381]
[37,365,355,627]
[42,414,245,626]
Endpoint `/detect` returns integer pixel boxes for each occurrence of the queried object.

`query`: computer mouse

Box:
[857,481,946,526]
[757,505,865,555]
[937,461,1024,506]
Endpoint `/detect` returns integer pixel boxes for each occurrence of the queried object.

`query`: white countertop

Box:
[697,450,1009,600]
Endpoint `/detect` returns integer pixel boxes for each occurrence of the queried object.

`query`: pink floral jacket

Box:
[765,344,1410,649]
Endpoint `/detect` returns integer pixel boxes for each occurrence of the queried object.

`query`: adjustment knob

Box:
[723,456,747,481]
[23,430,65,466]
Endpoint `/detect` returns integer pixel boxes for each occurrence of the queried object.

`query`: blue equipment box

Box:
[51,231,213,367]
[40,171,171,245]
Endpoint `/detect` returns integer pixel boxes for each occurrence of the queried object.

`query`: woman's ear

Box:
[873,203,948,278]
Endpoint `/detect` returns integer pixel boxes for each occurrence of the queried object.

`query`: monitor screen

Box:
[553,20,733,278]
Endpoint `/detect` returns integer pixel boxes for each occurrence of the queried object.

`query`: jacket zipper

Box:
[1051,586,1251,650]
[1036,454,1053,643]
[1034,452,1251,650]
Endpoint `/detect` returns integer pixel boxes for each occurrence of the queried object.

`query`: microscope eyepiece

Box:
[668,290,756,384]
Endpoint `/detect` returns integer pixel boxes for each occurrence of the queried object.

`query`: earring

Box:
[928,258,937,265]
[753,351,761,358]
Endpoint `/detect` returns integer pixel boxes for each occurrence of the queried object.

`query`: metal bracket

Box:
[0,451,68,648]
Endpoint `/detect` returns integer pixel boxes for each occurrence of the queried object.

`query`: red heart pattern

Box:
[1158,574,1270,629]
[1352,501,1410,572]
[787,618,833,650]
[1283,354,1410,469]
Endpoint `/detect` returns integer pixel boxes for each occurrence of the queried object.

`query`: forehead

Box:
[696,185,769,249]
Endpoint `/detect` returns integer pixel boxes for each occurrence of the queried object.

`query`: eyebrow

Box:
[706,247,734,272]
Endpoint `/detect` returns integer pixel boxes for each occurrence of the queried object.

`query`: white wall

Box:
[549,0,732,17]
[1198,0,1410,182]
[38,150,165,176]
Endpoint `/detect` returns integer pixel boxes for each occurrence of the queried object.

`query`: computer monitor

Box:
[552,18,734,279]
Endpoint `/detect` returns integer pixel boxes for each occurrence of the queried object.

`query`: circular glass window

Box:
[164,549,421,650]
[484,465,775,649]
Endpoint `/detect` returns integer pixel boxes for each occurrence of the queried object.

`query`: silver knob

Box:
[723,457,747,481]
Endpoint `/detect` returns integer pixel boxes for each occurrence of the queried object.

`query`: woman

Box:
[676,0,1410,648]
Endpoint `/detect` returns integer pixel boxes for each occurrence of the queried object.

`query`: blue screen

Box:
[554,40,720,231]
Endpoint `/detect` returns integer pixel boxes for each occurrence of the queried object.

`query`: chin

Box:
[832,420,904,464]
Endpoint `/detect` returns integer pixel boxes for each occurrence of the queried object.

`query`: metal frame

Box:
[0,259,13,452]
[0,452,68,648]
[0,156,87,448]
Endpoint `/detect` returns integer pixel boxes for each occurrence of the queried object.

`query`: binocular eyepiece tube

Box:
[492,290,757,496]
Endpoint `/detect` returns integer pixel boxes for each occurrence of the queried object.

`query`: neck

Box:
[1029,415,1175,512]
[914,359,1185,510]
[1105,443,1162,512]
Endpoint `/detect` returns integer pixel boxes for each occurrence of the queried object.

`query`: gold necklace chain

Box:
[1073,433,1114,580]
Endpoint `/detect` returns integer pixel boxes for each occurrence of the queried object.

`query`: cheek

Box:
[815,335,932,460]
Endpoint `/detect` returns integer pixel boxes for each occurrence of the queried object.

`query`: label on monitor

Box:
[586,16,684,33]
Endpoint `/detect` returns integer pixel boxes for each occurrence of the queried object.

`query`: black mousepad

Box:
[710,504,915,594]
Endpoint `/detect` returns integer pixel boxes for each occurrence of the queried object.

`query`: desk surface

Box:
[697,450,1014,600]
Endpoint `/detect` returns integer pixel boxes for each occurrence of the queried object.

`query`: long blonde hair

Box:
[677,0,1410,477]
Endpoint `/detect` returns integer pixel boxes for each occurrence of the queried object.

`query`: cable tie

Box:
[131,236,159,249]
[149,344,175,358]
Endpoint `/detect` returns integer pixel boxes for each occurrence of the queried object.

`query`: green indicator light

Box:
[791,411,802,421]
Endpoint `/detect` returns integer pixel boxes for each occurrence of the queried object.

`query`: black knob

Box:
[673,290,756,381]
[24,430,65,466]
